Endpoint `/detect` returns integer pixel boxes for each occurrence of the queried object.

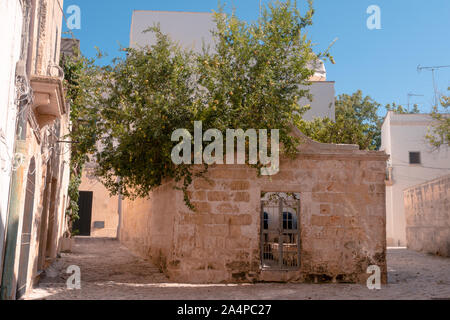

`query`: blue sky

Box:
[62,0,450,115]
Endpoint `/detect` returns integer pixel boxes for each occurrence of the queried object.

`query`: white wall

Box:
[130,10,215,52]
[381,112,450,246]
[300,82,335,121]
[0,0,23,278]
[129,10,335,122]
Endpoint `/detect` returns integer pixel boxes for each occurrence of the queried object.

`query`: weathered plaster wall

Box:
[404,174,450,257]
[121,138,388,284]
[0,0,24,283]
[1,0,68,299]
[79,168,119,238]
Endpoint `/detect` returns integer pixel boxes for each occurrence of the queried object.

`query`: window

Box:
[263,212,269,230]
[283,212,297,230]
[409,152,421,165]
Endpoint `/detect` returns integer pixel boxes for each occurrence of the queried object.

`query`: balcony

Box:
[30,75,66,128]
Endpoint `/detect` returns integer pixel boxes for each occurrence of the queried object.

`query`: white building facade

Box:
[129,10,335,121]
[0,0,25,278]
[381,112,450,247]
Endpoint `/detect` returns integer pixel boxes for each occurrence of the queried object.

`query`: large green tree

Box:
[297,90,383,150]
[297,90,422,150]
[92,1,333,207]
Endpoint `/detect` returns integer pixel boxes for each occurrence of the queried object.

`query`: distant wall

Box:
[79,168,118,238]
[404,175,450,257]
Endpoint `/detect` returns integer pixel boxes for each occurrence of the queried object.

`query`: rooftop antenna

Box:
[407,93,424,112]
[417,65,450,109]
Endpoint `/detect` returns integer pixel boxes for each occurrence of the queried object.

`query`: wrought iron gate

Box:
[261,193,301,270]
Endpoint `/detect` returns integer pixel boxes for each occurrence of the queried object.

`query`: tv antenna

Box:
[417,65,450,109]
[407,93,424,112]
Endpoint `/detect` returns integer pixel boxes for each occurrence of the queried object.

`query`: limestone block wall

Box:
[404,175,450,257]
[121,182,177,263]
[121,147,388,284]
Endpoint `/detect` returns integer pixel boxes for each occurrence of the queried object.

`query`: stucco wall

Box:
[121,139,388,284]
[381,112,450,247]
[404,175,450,257]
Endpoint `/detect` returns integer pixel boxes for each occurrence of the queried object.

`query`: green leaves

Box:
[72,1,332,210]
[427,88,450,148]
[297,90,383,150]
[61,51,103,232]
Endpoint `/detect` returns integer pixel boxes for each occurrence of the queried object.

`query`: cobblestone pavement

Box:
[27,237,450,300]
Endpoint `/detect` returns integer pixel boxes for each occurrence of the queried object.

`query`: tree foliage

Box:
[297,90,424,150]
[427,88,450,148]
[61,50,102,233]
[92,0,333,207]
[385,102,420,114]
[297,90,383,150]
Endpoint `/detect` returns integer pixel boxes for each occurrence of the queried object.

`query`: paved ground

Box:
[27,237,450,300]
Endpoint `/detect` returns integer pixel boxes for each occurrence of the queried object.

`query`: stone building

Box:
[0,0,25,280]
[0,0,70,300]
[404,174,450,257]
[120,129,388,284]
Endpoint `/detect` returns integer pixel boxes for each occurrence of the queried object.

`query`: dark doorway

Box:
[73,191,93,236]
[16,158,36,299]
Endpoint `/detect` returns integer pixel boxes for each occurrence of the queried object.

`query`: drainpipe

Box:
[0,0,33,300]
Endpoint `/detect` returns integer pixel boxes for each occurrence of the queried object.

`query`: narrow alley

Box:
[27,238,450,300]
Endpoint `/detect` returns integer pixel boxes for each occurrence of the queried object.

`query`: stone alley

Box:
[27,238,450,300]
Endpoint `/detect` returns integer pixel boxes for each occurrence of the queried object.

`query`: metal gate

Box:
[261,193,301,270]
